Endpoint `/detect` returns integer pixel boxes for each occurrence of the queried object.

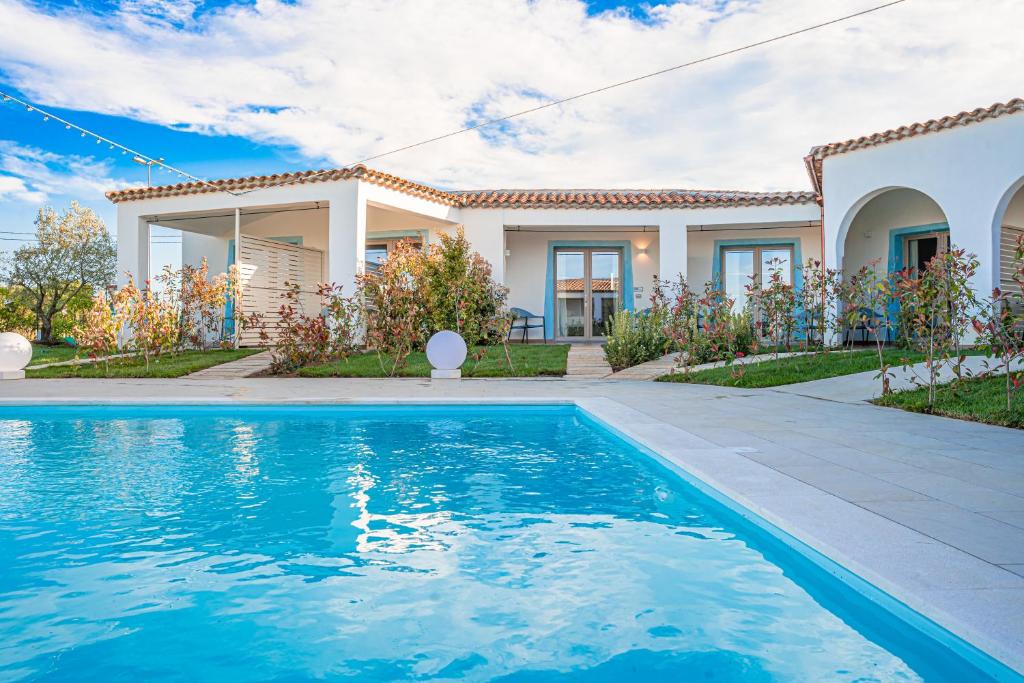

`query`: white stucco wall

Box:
[823,112,1024,294]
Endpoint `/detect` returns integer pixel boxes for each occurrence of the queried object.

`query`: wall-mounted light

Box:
[637,246,648,255]
[504,248,511,257]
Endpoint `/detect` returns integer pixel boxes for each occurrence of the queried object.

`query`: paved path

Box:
[3,377,1024,673]
[27,352,135,370]
[565,343,612,379]
[776,355,1024,403]
[186,351,274,379]
[607,349,815,381]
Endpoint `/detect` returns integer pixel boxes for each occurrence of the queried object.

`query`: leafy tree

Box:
[2,202,116,343]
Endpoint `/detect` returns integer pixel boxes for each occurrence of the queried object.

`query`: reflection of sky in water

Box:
[0,406,994,681]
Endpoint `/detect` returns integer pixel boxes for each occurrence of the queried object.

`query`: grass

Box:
[27,349,260,379]
[28,343,79,366]
[874,375,1024,429]
[299,344,570,378]
[656,347,983,389]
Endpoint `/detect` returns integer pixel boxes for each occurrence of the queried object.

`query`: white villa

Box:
[109,98,1024,343]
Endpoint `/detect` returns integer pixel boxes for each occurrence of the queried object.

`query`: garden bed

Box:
[656,348,961,389]
[27,349,260,378]
[873,375,1024,429]
[299,344,569,378]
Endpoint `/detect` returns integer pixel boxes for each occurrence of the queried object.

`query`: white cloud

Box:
[0,0,1023,191]
[0,140,137,203]
[0,174,44,203]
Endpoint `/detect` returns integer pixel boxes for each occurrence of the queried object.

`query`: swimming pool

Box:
[0,404,1015,681]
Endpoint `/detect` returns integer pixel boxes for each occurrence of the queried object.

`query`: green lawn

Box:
[874,375,1024,429]
[27,349,260,378]
[656,348,982,389]
[300,344,570,378]
[28,343,79,366]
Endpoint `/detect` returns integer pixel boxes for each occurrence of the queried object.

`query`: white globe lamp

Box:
[426,330,467,379]
[0,332,32,380]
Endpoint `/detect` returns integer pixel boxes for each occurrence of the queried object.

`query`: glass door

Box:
[554,248,623,340]
[555,250,586,338]
[904,231,949,274]
[590,250,622,338]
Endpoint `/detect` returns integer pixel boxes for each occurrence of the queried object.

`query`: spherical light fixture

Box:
[0,332,32,380]
[425,330,467,379]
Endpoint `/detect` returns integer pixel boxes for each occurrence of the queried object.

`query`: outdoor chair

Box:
[845,307,891,344]
[508,307,547,344]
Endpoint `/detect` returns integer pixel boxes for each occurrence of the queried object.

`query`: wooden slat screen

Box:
[237,235,324,346]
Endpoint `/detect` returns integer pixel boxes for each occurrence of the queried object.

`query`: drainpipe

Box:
[234,208,241,350]
[819,197,827,347]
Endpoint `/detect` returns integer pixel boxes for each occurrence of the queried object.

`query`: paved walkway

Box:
[26,352,135,370]
[3,377,1023,673]
[607,349,815,381]
[565,343,612,379]
[776,355,1024,403]
[186,351,274,379]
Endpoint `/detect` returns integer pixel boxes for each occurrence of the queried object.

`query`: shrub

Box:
[252,281,360,375]
[358,240,428,375]
[73,289,120,373]
[421,228,508,346]
[894,246,980,407]
[603,308,671,371]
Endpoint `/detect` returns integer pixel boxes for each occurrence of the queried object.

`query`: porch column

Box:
[115,207,150,286]
[658,215,688,282]
[326,181,366,293]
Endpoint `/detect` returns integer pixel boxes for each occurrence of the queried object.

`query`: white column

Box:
[658,215,688,282]
[326,180,365,294]
[116,206,150,287]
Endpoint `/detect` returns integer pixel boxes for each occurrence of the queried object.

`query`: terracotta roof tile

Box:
[805,97,1024,193]
[106,165,815,210]
[455,188,816,209]
[104,165,462,206]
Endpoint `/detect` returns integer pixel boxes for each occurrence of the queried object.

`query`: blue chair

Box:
[508,307,547,344]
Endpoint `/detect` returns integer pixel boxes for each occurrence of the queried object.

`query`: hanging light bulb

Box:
[80,131,86,137]
[25,106,33,112]
[65,124,71,130]
[42,116,49,122]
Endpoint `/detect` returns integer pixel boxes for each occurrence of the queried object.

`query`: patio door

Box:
[554,247,623,340]
[904,231,949,274]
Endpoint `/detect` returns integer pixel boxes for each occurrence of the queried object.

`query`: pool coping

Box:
[3,395,1022,678]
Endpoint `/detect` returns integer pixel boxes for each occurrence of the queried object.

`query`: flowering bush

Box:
[421,228,508,346]
[251,281,360,375]
[894,246,980,407]
[603,308,671,371]
[74,288,120,373]
[358,240,428,376]
[746,257,796,358]
[118,275,180,370]
[843,260,898,394]
[972,233,1024,411]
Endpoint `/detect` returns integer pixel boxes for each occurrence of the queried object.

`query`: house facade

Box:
[108,98,1024,342]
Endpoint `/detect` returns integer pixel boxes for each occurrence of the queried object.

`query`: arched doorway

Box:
[993,178,1024,302]
[841,187,949,278]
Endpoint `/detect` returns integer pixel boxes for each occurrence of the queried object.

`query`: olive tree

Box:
[2,202,116,343]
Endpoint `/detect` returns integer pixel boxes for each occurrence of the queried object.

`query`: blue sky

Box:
[1,0,1022,273]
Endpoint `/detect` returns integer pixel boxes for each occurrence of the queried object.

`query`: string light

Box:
[0,88,228,194]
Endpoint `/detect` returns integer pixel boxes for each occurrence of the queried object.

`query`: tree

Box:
[2,202,116,343]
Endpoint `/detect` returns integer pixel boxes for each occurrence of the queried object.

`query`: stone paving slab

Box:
[775,356,1024,403]
[186,351,273,379]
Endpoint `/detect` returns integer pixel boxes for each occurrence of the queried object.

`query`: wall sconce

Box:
[637,246,648,255]
[504,249,511,257]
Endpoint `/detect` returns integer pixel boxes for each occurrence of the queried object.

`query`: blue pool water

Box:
[0,405,1013,681]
